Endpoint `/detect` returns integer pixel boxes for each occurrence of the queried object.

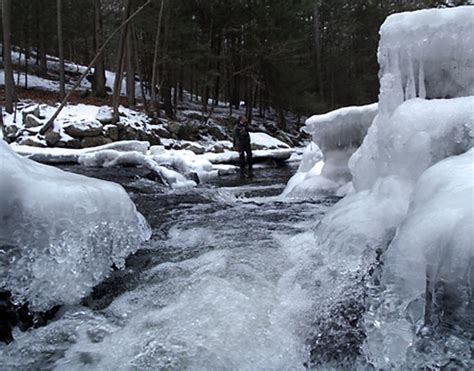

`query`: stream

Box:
[1,163,343,370]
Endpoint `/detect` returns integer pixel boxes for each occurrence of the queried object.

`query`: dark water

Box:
[1,163,340,370]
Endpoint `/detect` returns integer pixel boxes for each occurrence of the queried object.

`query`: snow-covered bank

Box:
[11,139,295,187]
[289,6,474,368]
[0,141,151,311]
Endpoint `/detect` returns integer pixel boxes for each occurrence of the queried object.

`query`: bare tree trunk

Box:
[313,3,324,100]
[132,23,149,113]
[93,0,107,97]
[112,0,132,122]
[57,0,66,100]
[126,27,136,107]
[151,0,165,116]
[2,0,15,114]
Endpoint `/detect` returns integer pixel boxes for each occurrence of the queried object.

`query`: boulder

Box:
[18,136,47,148]
[150,126,171,139]
[5,124,20,140]
[63,120,103,138]
[212,143,226,153]
[57,137,81,149]
[24,114,44,128]
[183,142,205,155]
[207,125,228,140]
[80,136,112,148]
[21,105,41,123]
[166,121,181,136]
[45,130,60,147]
[141,131,161,146]
[118,125,140,141]
[104,125,119,141]
[96,107,114,125]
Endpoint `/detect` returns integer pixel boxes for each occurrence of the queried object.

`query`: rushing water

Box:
[1,164,341,370]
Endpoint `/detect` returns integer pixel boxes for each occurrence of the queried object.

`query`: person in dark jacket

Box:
[233,116,253,176]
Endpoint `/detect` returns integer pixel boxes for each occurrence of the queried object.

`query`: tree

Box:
[2,0,14,114]
[57,0,66,100]
[112,0,132,122]
[151,0,165,117]
[93,0,107,97]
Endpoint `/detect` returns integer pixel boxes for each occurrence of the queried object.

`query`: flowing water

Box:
[1,164,341,370]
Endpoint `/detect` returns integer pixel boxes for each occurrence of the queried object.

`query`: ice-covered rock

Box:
[281,143,329,198]
[0,141,151,311]
[363,150,474,369]
[284,103,377,198]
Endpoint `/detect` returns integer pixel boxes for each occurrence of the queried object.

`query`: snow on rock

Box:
[78,150,197,188]
[63,119,103,138]
[96,106,114,125]
[0,141,151,311]
[249,132,290,150]
[378,6,474,114]
[363,150,474,369]
[12,140,149,164]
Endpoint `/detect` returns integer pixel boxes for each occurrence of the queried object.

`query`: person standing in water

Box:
[233,116,253,177]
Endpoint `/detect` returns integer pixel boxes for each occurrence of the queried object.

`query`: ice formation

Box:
[364,150,474,369]
[0,141,151,310]
[378,6,474,114]
[293,6,474,368]
[351,97,474,191]
[283,103,377,198]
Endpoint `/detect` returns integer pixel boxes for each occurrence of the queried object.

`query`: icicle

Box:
[405,50,416,100]
[418,59,426,99]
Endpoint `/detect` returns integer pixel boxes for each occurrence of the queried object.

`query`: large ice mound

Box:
[0,141,151,311]
[298,6,474,368]
[364,149,474,369]
[351,97,474,191]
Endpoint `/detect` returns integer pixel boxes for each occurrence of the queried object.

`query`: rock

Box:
[24,114,44,128]
[212,143,226,153]
[167,122,181,135]
[5,124,20,140]
[96,107,114,125]
[251,142,267,151]
[57,138,81,149]
[118,125,140,141]
[45,130,61,146]
[141,131,161,146]
[80,136,112,148]
[150,126,171,139]
[18,136,47,148]
[63,120,103,138]
[104,125,119,141]
[207,125,227,140]
[183,142,205,155]
[21,105,41,122]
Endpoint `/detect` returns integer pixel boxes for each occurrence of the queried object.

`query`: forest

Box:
[2,0,469,128]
